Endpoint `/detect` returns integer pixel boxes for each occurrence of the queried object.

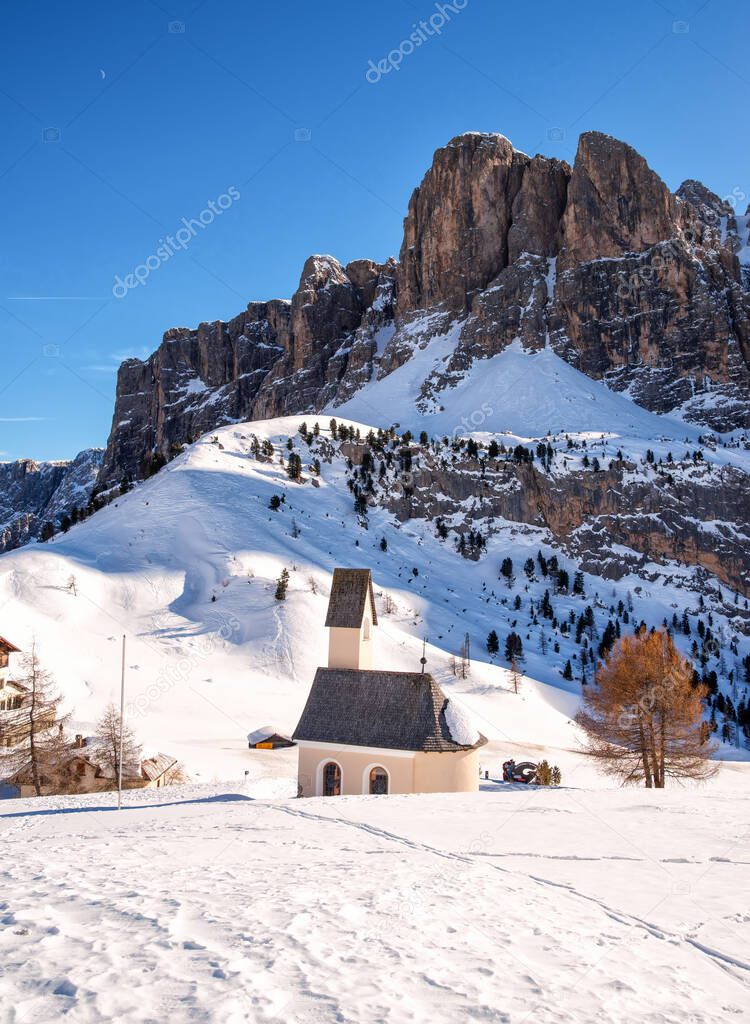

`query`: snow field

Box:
[0,784,747,1023]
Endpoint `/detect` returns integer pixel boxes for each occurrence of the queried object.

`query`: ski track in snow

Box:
[0,786,748,1022]
[267,799,750,985]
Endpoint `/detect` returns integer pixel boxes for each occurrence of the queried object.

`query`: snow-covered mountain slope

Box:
[1,782,748,1023]
[0,401,747,780]
[333,331,748,445]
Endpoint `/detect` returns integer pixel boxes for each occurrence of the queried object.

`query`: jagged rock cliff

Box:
[99,129,750,489]
[0,449,103,552]
[99,256,397,485]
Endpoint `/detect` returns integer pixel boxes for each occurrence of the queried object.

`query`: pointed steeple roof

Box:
[325,568,378,629]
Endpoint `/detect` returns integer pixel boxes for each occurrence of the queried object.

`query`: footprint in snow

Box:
[53,979,77,998]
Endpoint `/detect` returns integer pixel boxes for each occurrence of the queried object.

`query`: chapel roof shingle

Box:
[293,668,486,753]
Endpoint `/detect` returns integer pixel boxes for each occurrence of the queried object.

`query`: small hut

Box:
[140,752,181,788]
[247,727,295,750]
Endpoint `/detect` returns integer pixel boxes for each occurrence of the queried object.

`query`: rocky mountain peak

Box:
[93,127,750,492]
[676,178,729,221]
[396,131,525,315]
[297,253,350,290]
[558,130,681,267]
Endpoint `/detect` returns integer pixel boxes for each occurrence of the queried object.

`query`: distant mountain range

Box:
[0,450,102,553]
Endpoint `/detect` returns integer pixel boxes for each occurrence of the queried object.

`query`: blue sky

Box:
[1,0,748,460]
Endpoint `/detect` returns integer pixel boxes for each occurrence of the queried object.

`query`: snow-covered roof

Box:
[443,699,481,747]
[246,726,293,746]
[141,753,178,782]
[0,678,28,694]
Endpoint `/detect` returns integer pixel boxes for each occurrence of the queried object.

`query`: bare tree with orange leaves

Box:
[576,627,717,788]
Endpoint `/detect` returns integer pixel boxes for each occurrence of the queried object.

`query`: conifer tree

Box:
[286,452,302,481]
[510,657,521,694]
[94,703,142,788]
[504,631,523,661]
[275,568,290,601]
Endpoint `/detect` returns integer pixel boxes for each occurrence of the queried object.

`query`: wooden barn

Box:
[247,726,295,750]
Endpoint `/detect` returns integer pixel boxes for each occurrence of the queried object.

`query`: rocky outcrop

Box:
[0,449,103,552]
[549,237,750,429]
[421,131,750,430]
[370,446,750,597]
[557,133,684,267]
[99,257,397,485]
[396,133,568,316]
[98,128,750,488]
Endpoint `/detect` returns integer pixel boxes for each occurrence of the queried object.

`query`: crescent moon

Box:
[99,69,106,79]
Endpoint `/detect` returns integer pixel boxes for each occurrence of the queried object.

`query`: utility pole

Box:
[117,634,126,810]
[420,637,427,674]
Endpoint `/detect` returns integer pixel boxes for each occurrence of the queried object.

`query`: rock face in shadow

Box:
[98,129,750,490]
[0,449,103,552]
